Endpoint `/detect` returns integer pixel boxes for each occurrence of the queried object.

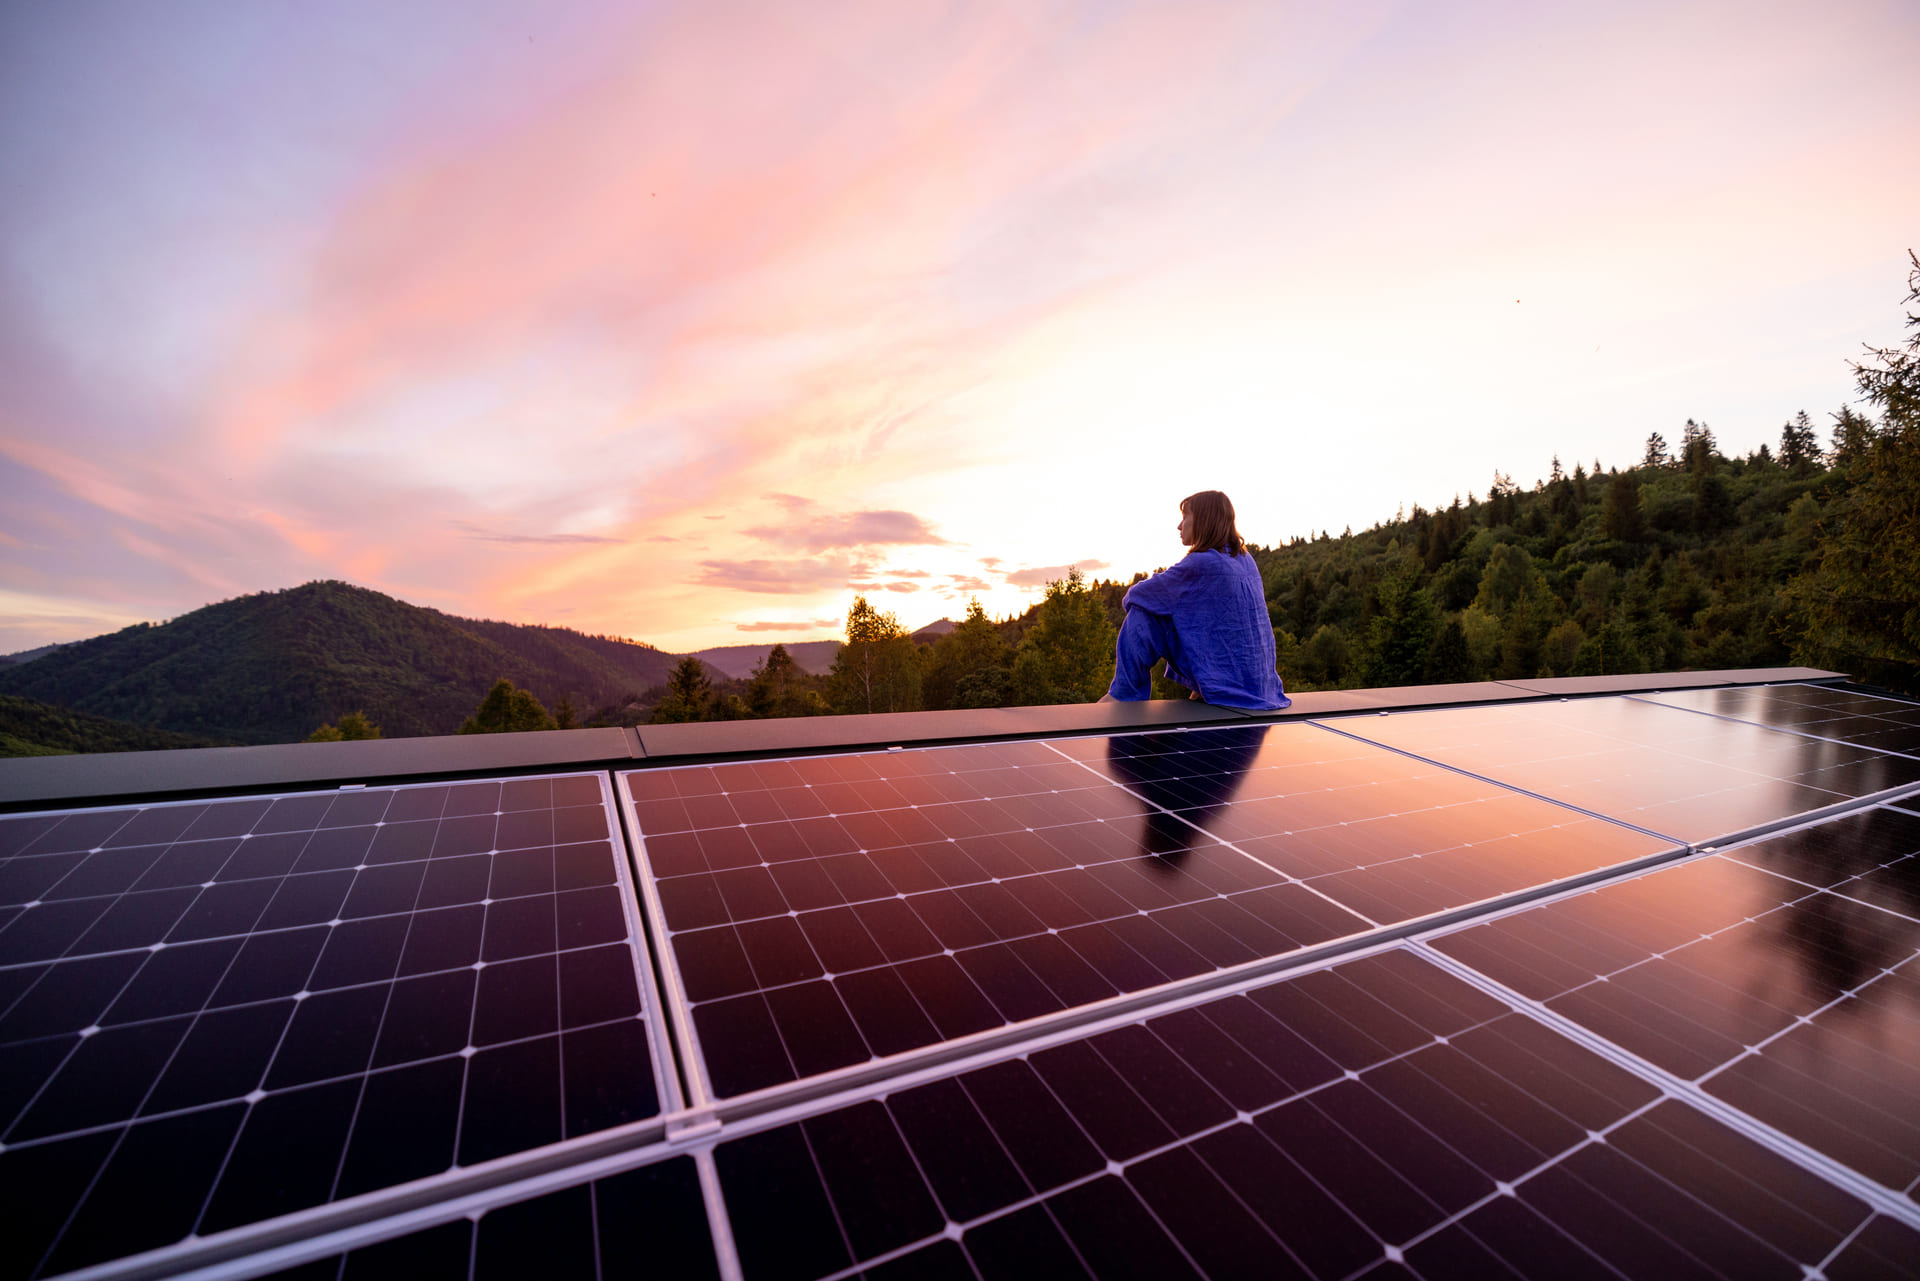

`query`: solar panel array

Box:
[1,682,1917,1280]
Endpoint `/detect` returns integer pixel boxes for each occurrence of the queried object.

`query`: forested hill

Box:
[1242,412,1911,694]
[0,581,684,744]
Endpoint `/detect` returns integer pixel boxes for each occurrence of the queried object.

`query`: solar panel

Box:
[1636,684,1920,757]
[3,679,1918,1280]
[619,723,1670,1101]
[1323,695,1920,843]
[708,946,1899,1280]
[0,773,673,1279]
[1427,804,1920,1203]
[252,1153,721,1281]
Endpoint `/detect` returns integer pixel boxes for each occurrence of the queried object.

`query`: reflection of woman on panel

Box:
[1100,491,1291,711]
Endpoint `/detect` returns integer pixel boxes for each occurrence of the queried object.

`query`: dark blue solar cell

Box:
[482,894,558,960]
[373,970,475,1068]
[45,1103,245,1274]
[258,869,357,930]
[0,952,141,1039]
[102,936,241,1023]
[212,925,328,1004]
[167,878,276,941]
[962,1203,1093,1281]
[8,1021,187,1144]
[399,904,485,973]
[201,1077,362,1231]
[1048,1176,1203,1281]
[886,1078,1028,1223]
[336,1056,463,1197]
[413,851,489,903]
[459,1036,562,1166]
[553,840,616,891]
[130,837,240,890]
[561,1018,658,1136]
[0,1034,70,1133]
[266,985,388,1088]
[765,979,867,1077]
[0,1129,118,1278]
[309,914,409,988]
[472,953,558,1045]
[292,825,376,873]
[834,966,939,1058]
[146,1000,292,1112]
[557,943,641,1027]
[337,861,426,918]
[717,1124,854,1281]
[219,831,310,880]
[488,846,553,898]
[0,850,83,903]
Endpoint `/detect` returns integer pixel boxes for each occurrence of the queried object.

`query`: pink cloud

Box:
[1003,559,1110,588]
[734,617,840,633]
[694,557,849,594]
[744,506,947,552]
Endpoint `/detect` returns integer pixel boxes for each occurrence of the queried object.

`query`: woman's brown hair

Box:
[1181,490,1246,556]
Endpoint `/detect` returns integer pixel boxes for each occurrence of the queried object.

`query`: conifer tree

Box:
[1780,410,1822,477]
[307,710,381,742]
[924,599,1012,709]
[829,597,922,714]
[1014,569,1116,703]
[1603,472,1644,542]
[651,658,713,723]
[1787,250,1920,693]
[459,679,557,733]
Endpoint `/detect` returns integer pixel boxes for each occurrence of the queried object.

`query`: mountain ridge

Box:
[0,581,688,745]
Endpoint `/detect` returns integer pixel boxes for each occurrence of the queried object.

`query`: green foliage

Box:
[740,644,829,719]
[458,679,558,734]
[651,657,714,724]
[1011,569,1117,704]
[1784,250,1920,694]
[307,710,382,742]
[1246,384,1877,691]
[1780,410,1822,477]
[1364,564,1438,686]
[829,597,922,714]
[0,695,228,757]
[923,600,1012,709]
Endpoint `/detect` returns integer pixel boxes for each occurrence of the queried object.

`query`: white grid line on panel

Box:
[1,769,702,1281]
[1626,684,1920,760]
[1037,736,1387,928]
[1306,714,1692,846]
[1411,940,1920,1232]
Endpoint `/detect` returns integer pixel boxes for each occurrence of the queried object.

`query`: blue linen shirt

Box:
[1122,549,1291,711]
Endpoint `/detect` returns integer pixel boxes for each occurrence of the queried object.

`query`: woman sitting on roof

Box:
[1099,490,1292,711]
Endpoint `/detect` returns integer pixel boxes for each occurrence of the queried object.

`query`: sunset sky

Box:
[3,0,1916,654]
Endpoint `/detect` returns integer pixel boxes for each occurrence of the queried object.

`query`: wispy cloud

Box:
[452,521,627,546]
[694,557,850,594]
[734,617,840,632]
[1004,559,1110,588]
[744,499,948,552]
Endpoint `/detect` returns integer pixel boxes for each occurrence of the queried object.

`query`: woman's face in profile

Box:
[1177,504,1195,547]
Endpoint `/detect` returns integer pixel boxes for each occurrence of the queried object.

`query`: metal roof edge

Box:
[0,667,1854,809]
[0,726,638,810]
[1493,666,1844,696]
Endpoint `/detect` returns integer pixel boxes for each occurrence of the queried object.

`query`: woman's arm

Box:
[1120,554,1199,614]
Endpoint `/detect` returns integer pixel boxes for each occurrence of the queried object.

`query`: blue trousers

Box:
[1107,608,1199,701]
